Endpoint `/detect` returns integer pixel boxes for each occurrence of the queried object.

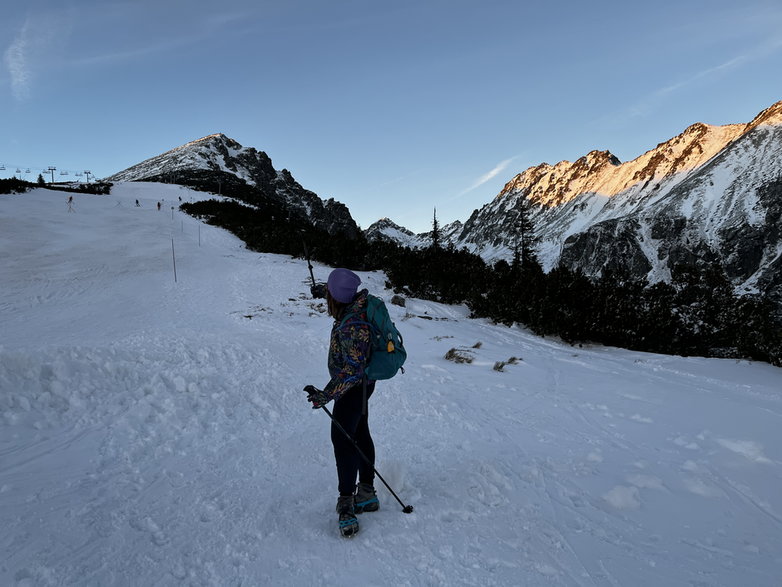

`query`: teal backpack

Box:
[340,294,406,380]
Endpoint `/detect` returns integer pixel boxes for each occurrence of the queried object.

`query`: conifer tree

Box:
[431,207,441,250]
[513,196,539,269]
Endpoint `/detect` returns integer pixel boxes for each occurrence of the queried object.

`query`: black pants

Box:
[331,380,375,496]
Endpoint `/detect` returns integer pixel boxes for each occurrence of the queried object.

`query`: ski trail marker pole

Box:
[171,238,177,283]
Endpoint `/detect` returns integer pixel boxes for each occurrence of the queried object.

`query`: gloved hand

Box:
[310,283,327,299]
[304,385,330,409]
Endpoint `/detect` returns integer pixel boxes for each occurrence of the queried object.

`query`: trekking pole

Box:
[320,405,414,514]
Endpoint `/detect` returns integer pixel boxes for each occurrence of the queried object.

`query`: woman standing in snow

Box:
[304,268,379,538]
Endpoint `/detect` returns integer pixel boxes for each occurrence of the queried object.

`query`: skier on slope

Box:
[304,268,380,537]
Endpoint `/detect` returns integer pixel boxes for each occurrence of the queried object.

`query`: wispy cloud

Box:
[658,56,745,95]
[3,13,68,101]
[456,156,520,198]
[71,40,191,68]
[626,55,750,119]
[70,7,258,68]
[374,167,428,189]
[4,19,33,101]
[618,31,782,123]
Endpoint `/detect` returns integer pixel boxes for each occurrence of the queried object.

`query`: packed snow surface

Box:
[2,184,781,586]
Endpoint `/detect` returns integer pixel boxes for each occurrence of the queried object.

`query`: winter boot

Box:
[336,495,359,538]
[354,482,379,514]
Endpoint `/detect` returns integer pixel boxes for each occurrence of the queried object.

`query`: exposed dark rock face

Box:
[560,218,653,278]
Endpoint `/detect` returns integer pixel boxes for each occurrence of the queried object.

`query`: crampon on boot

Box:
[336,495,359,538]
[354,482,379,514]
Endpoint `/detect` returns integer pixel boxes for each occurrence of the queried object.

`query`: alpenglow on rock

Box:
[368,100,782,304]
[549,101,782,303]
[107,134,360,238]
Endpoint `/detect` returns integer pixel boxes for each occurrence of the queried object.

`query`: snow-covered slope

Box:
[2,185,782,586]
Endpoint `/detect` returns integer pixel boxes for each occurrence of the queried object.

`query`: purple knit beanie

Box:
[327,268,361,303]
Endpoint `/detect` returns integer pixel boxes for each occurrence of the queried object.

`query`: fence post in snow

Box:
[171,238,178,283]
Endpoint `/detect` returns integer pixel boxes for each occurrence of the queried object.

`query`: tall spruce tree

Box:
[512,196,540,270]
[431,207,441,250]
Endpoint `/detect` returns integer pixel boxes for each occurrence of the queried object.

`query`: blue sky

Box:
[2,0,781,233]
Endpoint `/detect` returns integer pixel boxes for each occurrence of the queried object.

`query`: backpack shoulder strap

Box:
[339,295,382,331]
[338,306,372,332]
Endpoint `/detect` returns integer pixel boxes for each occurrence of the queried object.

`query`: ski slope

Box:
[2,184,781,586]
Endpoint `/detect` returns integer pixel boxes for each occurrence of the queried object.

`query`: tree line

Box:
[0,178,111,195]
[181,195,782,367]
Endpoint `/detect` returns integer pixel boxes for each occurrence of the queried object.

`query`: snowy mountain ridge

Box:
[399,100,782,303]
[454,116,756,262]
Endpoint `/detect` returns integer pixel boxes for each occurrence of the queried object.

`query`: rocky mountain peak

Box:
[745,100,782,131]
[106,133,276,185]
[570,150,621,177]
[180,133,231,148]
[107,135,360,238]
[364,217,424,248]
[583,149,622,166]
[683,122,708,134]
[372,217,406,230]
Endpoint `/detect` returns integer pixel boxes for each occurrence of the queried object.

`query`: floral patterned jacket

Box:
[323,289,372,402]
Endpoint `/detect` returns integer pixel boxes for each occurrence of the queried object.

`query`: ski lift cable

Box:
[0,161,97,179]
